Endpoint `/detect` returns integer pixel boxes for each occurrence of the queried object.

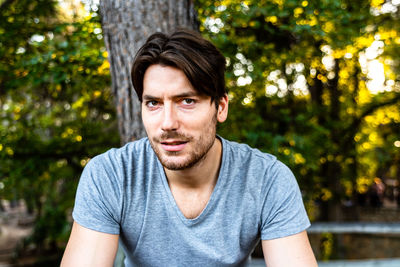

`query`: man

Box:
[61,29,317,267]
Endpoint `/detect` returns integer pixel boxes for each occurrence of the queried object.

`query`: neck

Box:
[164,137,223,190]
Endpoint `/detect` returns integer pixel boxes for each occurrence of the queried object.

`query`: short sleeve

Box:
[260,160,310,240]
[72,152,122,235]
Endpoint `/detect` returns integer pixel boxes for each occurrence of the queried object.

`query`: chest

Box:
[118,163,261,265]
[170,187,212,219]
[120,190,260,267]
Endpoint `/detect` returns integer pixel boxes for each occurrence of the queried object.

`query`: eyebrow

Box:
[142,91,199,101]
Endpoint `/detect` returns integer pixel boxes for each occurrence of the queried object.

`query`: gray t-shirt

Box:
[72,137,310,266]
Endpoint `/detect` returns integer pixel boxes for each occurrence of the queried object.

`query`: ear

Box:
[216,94,229,123]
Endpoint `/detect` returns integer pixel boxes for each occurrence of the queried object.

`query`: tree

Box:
[99,0,199,144]
[195,0,400,221]
[0,0,119,259]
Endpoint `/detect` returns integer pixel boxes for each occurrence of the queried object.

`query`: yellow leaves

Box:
[62,127,74,138]
[6,147,14,156]
[102,51,108,58]
[72,97,84,109]
[375,109,387,122]
[294,7,303,18]
[242,0,251,7]
[93,90,101,98]
[362,142,371,150]
[379,30,397,41]
[294,153,306,164]
[307,16,318,26]
[80,157,90,167]
[355,35,374,49]
[12,105,22,120]
[356,177,371,194]
[317,74,328,83]
[357,86,372,104]
[97,60,110,74]
[265,16,278,24]
[271,0,284,6]
[296,15,317,27]
[14,70,28,78]
[0,144,2,151]
[283,148,290,155]
[61,127,83,142]
[321,188,332,201]
[342,180,353,197]
[339,69,350,79]
[368,132,378,142]
[332,49,346,59]
[346,107,354,115]
[370,0,385,8]
[366,105,400,127]
[322,21,334,33]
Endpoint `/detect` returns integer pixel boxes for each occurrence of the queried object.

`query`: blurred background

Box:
[0,0,399,266]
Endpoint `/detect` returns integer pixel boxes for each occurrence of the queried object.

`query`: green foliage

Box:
[1,0,400,258]
[197,0,400,221]
[0,0,119,254]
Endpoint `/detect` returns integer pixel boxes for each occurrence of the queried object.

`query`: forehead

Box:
[143,64,198,97]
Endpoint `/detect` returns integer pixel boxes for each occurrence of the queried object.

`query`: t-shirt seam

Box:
[260,220,311,240]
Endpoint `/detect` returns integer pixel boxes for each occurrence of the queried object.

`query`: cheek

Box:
[181,111,216,129]
[141,113,155,134]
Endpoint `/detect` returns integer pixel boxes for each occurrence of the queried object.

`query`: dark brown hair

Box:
[131,29,226,105]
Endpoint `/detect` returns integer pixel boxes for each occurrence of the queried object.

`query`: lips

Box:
[160,140,188,152]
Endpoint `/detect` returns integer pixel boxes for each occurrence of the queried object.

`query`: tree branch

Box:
[341,92,400,146]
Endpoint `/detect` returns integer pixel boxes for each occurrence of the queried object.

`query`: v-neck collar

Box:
[156,136,227,226]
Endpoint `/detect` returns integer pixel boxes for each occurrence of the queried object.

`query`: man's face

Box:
[141,64,227,171]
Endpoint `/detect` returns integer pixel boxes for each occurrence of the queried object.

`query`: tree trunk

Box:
[99,0,198,144]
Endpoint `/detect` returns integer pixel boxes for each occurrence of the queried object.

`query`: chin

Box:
[159,157,193,171]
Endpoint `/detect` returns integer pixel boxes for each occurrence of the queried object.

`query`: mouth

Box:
[160,140,188,152]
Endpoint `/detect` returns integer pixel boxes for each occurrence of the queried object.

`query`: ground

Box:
[0,201,33,266]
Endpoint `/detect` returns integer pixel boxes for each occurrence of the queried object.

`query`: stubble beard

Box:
[149,115,217,171]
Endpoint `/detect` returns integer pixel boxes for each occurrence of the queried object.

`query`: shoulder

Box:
[220,137,296,188]
[88,137,152,167]
[81,137,153,185]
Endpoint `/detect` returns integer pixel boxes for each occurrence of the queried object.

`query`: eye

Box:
[145,100,159,108]
[182,98,196,105]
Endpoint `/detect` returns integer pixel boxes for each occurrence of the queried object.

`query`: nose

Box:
[161,103,179,131]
